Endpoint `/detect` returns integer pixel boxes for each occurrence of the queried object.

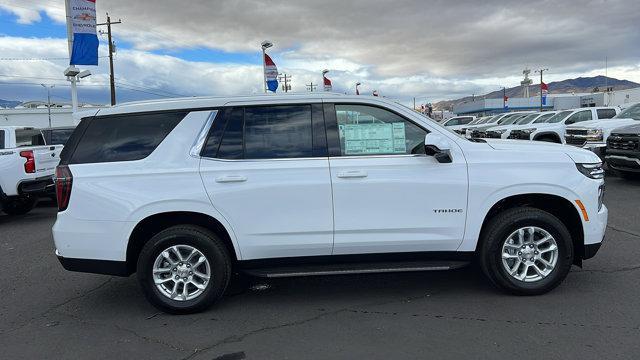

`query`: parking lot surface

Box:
[1,177,639,360]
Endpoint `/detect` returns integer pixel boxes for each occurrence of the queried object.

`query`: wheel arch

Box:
[475,193,584,265]
[126,211,240,275]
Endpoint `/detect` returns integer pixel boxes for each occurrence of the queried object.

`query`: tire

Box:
[137,225,232,314]
[1,195,37,215]
[479,207,573,295]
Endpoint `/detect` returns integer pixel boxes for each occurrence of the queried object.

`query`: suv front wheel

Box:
[479,207,573,295]
[137,225,231,314]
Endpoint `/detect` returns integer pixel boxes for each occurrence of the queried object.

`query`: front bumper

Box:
[583,242,602,260]
[605,155,640,172]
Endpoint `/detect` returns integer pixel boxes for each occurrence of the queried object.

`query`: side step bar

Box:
[242,260,470,278]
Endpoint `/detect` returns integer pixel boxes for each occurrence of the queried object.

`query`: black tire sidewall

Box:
[482,209,573,294]
[1,196,37,215]
[137,226,231,314]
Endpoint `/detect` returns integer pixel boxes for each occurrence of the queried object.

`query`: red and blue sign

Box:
[264,53,278,92]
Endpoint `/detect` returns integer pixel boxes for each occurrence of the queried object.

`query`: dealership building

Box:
[453,86,640,116]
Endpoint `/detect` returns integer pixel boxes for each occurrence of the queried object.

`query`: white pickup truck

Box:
[508,107,619,143]
[0,126,62,215]
[565,103,640,159]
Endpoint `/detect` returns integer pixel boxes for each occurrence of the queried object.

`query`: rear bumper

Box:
[18,176,54,195]
[56,250,130,276]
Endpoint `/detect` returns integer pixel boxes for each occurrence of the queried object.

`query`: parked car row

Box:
[0,126,75,215]
[454,103,640,178]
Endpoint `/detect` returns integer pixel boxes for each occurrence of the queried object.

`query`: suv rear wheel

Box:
[137,225,231,314]
[479,207,573,295]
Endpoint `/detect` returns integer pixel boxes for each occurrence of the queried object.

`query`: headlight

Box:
[522,128,536,134]
[576,163,604,179]
[586,129,603,141]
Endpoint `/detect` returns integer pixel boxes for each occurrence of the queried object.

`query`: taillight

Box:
[19,150,35,173]
[55,165,73,211]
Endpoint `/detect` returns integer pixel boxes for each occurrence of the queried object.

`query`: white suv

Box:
[53,94,607,313]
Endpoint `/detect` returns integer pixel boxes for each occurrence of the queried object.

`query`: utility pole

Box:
[97,14,122,106]
[278,73,292,92]
[306,82,317,92]
[535,68,548,112]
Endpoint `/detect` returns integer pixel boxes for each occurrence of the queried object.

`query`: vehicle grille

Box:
[484,131,502,138]
[607,134,639,151]
[508,130,530,140]
[566,129,588,136]
[471,130,486,138]
[565,137,587,147]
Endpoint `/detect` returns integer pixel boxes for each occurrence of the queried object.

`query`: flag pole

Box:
[262,47,266,93]
[64,0,78,112]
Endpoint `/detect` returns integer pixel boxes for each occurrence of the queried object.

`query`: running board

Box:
[242,260,470,278]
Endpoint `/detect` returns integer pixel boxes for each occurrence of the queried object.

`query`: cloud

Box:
[0,0,639,105]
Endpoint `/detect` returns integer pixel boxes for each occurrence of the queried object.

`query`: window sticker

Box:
[340,122,406,155]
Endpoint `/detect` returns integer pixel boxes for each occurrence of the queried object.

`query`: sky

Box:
[0,0,639,106]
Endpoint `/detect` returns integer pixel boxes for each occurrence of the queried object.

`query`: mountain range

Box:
[0,99,21,108]
[433,76,639,111]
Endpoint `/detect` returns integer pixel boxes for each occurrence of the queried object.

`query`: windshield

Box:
[546,110,573,123]
[615,104,640,120]
[515,113,539,125]
[477,116,494,124]
[533,112,556,123]
[497,113,522,125]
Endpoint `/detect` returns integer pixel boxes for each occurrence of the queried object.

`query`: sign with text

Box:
[340,122,406,155]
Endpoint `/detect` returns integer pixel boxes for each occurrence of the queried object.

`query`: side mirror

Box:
[424,133,452,163]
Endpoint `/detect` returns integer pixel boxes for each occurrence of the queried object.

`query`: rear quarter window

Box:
[68,111,186,164]
[597,109,617,119]
[15,129,44,147]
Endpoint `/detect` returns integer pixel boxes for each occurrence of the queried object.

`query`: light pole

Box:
[261,40,273,93]
[40,84,54,128]
[535,68,548,112]
[355,82,361,95]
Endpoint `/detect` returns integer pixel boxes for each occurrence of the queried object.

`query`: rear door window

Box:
[0,130,4,149]
[244,105,313,159]
[597,109,617,119]
[68,112,186,164]
[208,104,325,160]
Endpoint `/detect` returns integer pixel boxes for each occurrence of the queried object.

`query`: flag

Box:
[69,0,99,65]
[503,95,509,109]
[323,74,332,91]
[541,81,549,105]
[264,53,278,92]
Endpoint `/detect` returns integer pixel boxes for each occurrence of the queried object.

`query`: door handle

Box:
[215,175,247,183]
[337,170,368,179]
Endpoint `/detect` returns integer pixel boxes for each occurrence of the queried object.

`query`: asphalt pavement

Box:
[1,177,639,360]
